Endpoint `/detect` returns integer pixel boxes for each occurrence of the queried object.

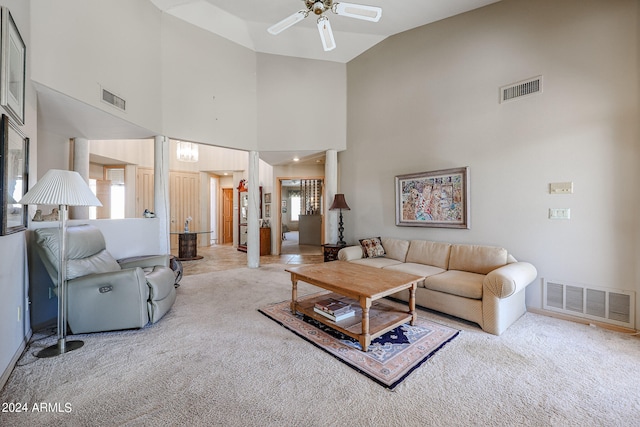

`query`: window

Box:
[106,167,125,219]
[290,195,301,221]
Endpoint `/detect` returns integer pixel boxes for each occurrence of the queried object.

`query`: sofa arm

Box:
[118,254,170,269]
[483,262,537,299]
[145,266,177,301]
[337,246,364,261]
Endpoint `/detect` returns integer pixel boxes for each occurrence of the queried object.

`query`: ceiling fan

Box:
[268,0,382,52]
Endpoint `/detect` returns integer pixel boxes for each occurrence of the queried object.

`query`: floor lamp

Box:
[329,194,350,246]
[19,169,102,358]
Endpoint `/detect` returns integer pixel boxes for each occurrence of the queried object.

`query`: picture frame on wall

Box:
[0,114,29,235]
[264,192,271,204]
[395,166,470,229]
[0,7,26,125]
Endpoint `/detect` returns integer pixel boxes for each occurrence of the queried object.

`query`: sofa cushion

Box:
[381,238,409,262]
[35,226,122,281]
[406,240,451,269]
[359,237,385,258]
[66,249,122,281]
[424,270,484,299]
[384,263,444,287]
[448,244,508,275]
[350,257,403,269]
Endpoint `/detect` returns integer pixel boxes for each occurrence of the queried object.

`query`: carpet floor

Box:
[1,264,639,426]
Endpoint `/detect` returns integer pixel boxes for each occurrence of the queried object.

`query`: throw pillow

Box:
[359,237,385,258]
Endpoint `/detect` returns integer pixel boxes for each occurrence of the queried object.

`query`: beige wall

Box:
[160,14,258,150]
[0,0,39,388]
[31,0,163,133]
[343,0,639,324]
[257,53,347,153]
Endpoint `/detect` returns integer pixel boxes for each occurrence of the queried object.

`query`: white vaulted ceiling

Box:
[150,0,501,63]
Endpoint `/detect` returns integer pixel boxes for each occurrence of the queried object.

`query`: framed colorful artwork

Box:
[395,166,469,229]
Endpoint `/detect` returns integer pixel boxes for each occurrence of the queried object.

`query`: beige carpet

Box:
[1,264,639,426]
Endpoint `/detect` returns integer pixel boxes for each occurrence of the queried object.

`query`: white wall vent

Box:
[543,279,635,328]
[500,76,542,103]
[101,87,126,111]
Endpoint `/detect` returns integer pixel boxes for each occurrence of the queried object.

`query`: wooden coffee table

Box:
[285,261,423,351]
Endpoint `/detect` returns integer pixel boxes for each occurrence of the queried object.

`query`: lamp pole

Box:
[337,208,346,246]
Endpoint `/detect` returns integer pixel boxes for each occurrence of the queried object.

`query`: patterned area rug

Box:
[259,294,460,389]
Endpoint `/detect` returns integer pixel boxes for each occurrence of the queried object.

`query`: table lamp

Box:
[19,169,102,358]
[329,194,350,246]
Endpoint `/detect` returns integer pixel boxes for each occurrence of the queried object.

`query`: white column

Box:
[124,164,137,218]
[247,151,260,268]
[324,149,338,244]
[71,138,90,219]
[154,136,170,254]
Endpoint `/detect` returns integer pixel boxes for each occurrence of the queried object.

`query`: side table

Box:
[178,233,202,260]
[322,244,346,262]
[170,231,213,261]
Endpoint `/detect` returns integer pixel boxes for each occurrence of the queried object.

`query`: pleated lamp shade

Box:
[19,169,102,207]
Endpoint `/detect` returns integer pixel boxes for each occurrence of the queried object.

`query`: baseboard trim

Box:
[527,307,637,334]
[0,330,32,391]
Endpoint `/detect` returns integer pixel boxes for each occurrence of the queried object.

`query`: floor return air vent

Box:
[543,279,635,329]
[500,76,542,103]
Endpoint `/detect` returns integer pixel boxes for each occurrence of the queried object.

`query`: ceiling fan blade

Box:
[317,16,336,51]
[267,10,308,35]
[333,2,382,22]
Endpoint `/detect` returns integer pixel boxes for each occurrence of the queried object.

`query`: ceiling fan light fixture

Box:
[317,16,336,51]
[333,2,382,22]
[312,1,326,15]
[269,0,382,52]
[267,10,308,35]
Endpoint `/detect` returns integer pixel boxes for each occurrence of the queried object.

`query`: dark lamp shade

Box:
[329,194,350,211]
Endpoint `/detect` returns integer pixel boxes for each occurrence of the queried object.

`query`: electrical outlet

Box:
[549,208,571,219]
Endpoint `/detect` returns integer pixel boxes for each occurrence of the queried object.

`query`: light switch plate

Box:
[549,182,573,194]
[549,208,570,219]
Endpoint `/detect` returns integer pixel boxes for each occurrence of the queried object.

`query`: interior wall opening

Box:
[88,138,247,256]
[279,178,324,256]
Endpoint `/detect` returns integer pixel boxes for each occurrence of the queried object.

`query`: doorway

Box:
[279,178,324,256]
[222,188,234,244]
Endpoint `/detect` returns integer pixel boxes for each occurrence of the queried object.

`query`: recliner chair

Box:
[34,224,177,334]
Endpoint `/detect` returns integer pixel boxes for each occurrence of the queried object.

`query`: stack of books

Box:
[313,298,355,322]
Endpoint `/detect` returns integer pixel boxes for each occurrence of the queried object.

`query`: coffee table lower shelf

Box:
[295,293,413,351]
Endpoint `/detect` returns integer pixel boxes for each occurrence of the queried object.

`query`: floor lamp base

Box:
[36,339,84,358]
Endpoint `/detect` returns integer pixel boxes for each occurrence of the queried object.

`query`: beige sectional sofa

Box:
[337,237,537,335]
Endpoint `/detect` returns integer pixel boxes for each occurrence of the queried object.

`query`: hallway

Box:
[280,231,323,255]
